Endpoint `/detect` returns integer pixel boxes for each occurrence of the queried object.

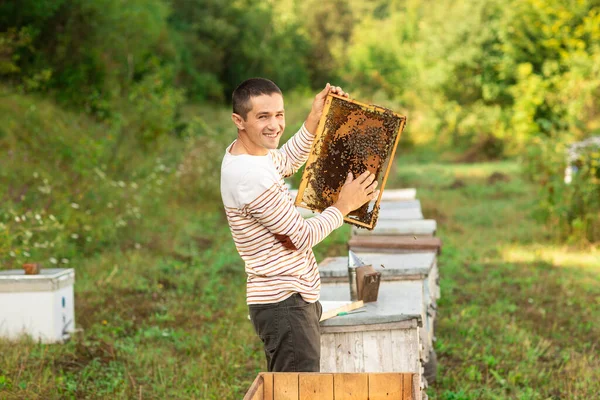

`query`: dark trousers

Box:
[249,293,323,372]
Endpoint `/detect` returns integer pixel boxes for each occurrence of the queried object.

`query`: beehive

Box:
[243,372,417,400]
[295,94,406,229]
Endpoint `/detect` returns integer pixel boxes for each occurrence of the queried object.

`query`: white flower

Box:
[33,172,39,178]
[71,203,80,209]
[61,258,69,264]
[134,243,141,249]
[118,181,126,187]
[107,202,114,209]
[50,257,58,264]
[71,234,79,239]
[131,182,138,189]
[49,215,56,221]
[9,251,16,257]
[14,216,20,223]
[21,215,26,221]
[35,214,41,220]
[23,251,30,257]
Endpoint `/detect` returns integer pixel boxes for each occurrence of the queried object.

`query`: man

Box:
[220,78,378,372]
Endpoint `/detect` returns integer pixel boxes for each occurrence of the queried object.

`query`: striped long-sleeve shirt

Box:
[220,124,344,305]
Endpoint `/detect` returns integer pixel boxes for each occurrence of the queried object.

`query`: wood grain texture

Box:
[262,373,274,400]
[349,235,442,254]
[368,373,404,399]
[363,330,393,372]
[334,373,368,400]
[403,373,414,400]
[320,333,337,373]
[334,331,364,372]
[390,329,420,372]
[320,300,364,322]
[273,373,298,400]
[243,374,264,400]
[298,373,333,400]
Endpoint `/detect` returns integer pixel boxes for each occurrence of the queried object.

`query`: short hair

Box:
[232,78,282,120]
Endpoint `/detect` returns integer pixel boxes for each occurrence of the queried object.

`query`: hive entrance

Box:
[295,94,406,229]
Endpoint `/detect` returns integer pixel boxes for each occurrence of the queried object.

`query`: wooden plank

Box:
[368,373,403,399]
[390,329,420,373]
[321,319,418,334]
[320,333,337,373]
[273,373,298,400]
[298,373,333,400]
[333,373,368,400]
[349,235,442,254]
[378,207,424,220]
[243,374,264,400]
[263,373,274,400]
[334,331,364,372]
[320,300,364,322]
[363,330,393,372]
[403,373,413,400]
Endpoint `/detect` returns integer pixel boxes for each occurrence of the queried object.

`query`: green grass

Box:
[387,160,600,399]
[1,93,599,398]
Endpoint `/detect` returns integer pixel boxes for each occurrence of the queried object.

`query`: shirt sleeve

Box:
[270,123,315,178]
[241,172,344,252]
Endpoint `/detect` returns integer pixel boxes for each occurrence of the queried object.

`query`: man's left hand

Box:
[306,83,350,133]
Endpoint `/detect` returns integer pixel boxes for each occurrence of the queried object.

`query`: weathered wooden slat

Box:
[334,331,364,372]
[320,333,337,372]
[390,329,420,372]
[274,373,298,400]
[243,374,264,400]
[403,373,414,400]
[363,330,393,372]
[334,373,368,400]
[349,235,442,254]
[263,373,274,400]
[321,320,418,334]
[368,373,404,399]
[298,373,333,400]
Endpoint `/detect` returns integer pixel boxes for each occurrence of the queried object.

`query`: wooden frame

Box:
[294,94,407,229]
[243,372,417,400]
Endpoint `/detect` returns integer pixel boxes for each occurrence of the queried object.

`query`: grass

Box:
[1,93,599,398]
[387,159,600,399]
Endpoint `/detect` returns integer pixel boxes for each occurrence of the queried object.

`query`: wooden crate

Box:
[244,372,417,400]
[294,93,406,229]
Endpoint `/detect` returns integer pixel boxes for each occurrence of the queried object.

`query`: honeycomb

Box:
[296,94,406,229]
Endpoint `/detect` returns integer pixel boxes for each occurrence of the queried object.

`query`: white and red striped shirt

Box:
[221,124,344,305]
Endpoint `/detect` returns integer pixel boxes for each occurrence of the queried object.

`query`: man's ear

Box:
[232,113,245,131]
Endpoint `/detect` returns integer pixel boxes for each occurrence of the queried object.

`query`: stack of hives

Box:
[306,187,441,400]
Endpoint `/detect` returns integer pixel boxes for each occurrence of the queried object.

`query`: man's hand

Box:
[332,171,380,216]
[305,83,349,134]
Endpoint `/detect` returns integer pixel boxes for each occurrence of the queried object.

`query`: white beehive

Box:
[0,268,76,343]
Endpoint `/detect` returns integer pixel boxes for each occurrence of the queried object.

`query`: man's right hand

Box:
[332,171,380,216]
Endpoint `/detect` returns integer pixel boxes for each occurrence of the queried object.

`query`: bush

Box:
[525,136,600,244]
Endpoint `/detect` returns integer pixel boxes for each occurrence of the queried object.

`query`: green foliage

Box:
[525,136,600,244]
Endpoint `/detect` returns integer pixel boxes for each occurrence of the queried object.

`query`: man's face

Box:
[233,93,285,155]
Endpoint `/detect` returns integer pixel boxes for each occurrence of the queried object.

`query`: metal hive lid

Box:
[0,268,75,292]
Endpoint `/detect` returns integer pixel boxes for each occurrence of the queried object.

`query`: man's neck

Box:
[230,135,268,156]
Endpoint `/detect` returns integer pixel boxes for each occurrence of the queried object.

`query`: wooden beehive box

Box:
[243,372,417,400]
[319,253,440,369]
[295,94,406,229]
